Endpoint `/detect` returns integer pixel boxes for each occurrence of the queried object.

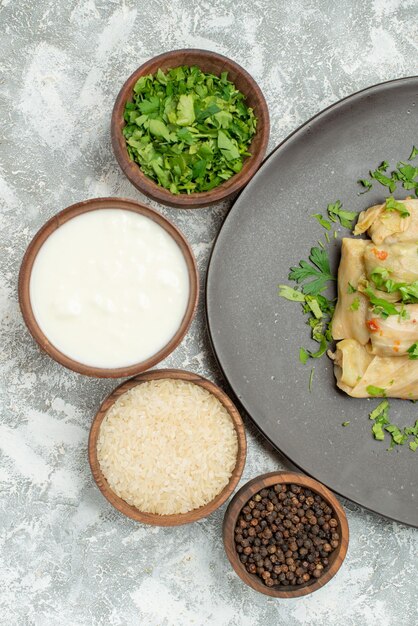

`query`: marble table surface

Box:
[1,1,417,624]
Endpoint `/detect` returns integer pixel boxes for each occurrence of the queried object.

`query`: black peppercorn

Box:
[234,483,340,589]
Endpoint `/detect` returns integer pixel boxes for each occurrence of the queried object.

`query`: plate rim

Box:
[206,75,418,528]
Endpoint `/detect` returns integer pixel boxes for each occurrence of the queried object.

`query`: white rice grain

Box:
[97,379,238,515]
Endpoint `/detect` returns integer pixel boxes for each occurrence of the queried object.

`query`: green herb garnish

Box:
[350,297,360,311]
[364,286,398,318]
[309,367,315,392]
[369,400,390,440]
[369,267,391,289]
[358,179,373,193]
[357,150,418,197]
[409,146,418,161]
[369,402,418,450]
[366,385,386,397]
[280,246,335,373]
[407,343,418,360]
[327,200,357,229]
[385,196,410,217]
[369,269,418,305]
[299,347,309,364]
[312,213,331,230]
[342,421,350,427]
[278,285,306,302]
[305,295,323,319]
[123,66,257,194]
[347,282,357,294]
[288,247,334,296]
[371,168,397,193]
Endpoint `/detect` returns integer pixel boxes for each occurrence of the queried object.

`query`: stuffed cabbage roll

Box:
[366,305,418,357]
[354,198,418,245]
[330,339,418,399]
[347,352,418,399]
[332,238,370,345]
[364,241,418,286]
[330,339,373,390]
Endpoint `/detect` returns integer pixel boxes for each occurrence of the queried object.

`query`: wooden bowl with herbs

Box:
[223,472,349,597]
[111,49,270,208]
[88,369,247,526]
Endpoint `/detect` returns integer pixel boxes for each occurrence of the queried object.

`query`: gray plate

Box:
[206,77,418,527]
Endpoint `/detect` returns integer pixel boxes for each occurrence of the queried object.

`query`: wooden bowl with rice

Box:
[88,369,247,526]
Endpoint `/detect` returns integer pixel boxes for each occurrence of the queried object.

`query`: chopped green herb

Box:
[347,282,357,294]
[360,151,418,198]
[369,400,389,420]
[370,267,391,289]
[327,200,357,229]
[309,367,315,392]
[358,178,373,193]
[407,342,418,360]
[394,162,418,184]
[123,65,257,194]
[305,296,323,319]
[404,420,418,437]
[308,334,328,359]
[369,400,390,440]
[399,304,410,321]
[385,424,408,445]
[366,385,386,397]
[398,282,418,303]
[369,269,418,305]
[372,422,386,440]
[370,169,397,193]
[342,421,350,427]
[324,231,330,244]
[299,347,309,364]
[288,247,334,296]
[350,297,360,311]
[409,146,418,161]
[369,401,418,450]
[385,196,410,217]
[278,285,306,302]
[312,213,331,230]
[377,161,389,172]
[372,422,387,440]
[364,286,398,318]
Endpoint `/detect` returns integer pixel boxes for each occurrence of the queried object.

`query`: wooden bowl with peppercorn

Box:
[111,49,270,208]
[223,471,349,597]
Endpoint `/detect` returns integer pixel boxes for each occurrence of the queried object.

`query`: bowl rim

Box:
[18,197,199,378]
[223,471,349,597]
[111,48,270,208]
[88,368,247,526]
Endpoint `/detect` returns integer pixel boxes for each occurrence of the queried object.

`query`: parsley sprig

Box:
[288,247,334,295]
[279,246,335,369]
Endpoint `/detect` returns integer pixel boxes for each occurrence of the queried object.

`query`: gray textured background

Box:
[1,1,417,625]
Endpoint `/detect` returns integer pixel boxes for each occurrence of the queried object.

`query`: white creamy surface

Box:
[29,208,190,368]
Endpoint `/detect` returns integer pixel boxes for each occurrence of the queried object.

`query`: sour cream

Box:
[29,209,190,368]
